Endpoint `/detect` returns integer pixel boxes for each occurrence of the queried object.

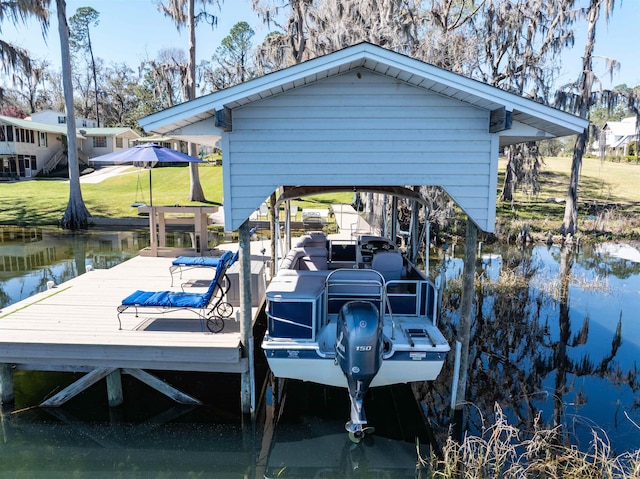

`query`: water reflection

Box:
[1,406,250,477]
[1,226,639,474]
[0,226,225,308]
[420,242,640,453]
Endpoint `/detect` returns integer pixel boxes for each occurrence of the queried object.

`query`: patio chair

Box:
[169,250,237,285]
[117,251,237,333]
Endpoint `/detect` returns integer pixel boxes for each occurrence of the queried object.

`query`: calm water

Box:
[423,240,640,454]
[1,227,639,476]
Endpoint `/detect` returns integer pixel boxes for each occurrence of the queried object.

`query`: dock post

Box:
[238,221,254,416]
[269,192,277,278]
[451,219,477,434]
[106,369,124,407]
[0,364,14,407]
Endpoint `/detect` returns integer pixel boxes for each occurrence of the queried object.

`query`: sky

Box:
[2,0,640,91]
[2,0,267,70]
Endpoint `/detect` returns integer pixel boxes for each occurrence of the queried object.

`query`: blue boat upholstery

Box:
[117,250,236,331]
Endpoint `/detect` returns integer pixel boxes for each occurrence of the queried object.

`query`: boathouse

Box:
[139,43,587,415]
[139,42,587,234]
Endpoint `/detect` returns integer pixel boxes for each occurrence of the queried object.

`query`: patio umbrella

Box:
[90,143,204,206]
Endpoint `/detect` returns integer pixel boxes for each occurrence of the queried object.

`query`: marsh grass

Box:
[420,404,640,479]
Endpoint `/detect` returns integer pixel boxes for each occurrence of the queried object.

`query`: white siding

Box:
[225,68,495,231]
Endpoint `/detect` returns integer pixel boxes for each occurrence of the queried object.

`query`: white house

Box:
[601,116,637,156]
[0,113,140,179]
[30,110,99,128]
[139,43,587,233]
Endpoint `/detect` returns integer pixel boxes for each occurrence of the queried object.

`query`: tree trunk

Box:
[188,144,205,201]
[186,0,205,202]
[58,0,91,230]
[500,146,516,202]
[561,132,586,235]
[561,0,602,235]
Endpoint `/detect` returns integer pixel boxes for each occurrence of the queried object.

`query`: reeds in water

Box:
[419,404,640,479]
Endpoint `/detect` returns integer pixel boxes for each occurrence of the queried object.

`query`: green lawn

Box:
[1,156,638,231]
[496,156,640,238]
[0,163,352,226]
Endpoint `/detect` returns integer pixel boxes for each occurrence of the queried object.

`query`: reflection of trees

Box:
[416,244,636,449]
[0,287,11,308]
[0,228,149,307]
[564,242,640,280]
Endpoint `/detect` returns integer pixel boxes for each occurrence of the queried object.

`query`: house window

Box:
[6,126,13,142]
[116,137,123,148]
[38,132,48,147]
[0,125,5,142]
[93,136,107,148]
[58,116,66,124]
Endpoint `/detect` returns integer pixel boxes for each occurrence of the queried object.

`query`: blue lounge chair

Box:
[117,250,237,332]
[169,250,239,286]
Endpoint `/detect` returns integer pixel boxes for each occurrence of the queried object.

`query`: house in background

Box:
[0,112,140,179]
[30,110,99,128]
[600,116,638,157]
[82,127,140,160]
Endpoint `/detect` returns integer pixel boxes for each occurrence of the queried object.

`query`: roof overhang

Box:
[139,42,587,146]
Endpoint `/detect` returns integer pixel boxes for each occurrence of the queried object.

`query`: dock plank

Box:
[0,255,254,374]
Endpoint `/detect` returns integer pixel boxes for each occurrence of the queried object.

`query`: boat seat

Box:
[295,232,327,248]
[279,246,328,270]
[371,251,403,281]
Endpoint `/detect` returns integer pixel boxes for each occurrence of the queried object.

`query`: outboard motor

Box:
[335,301,383,442]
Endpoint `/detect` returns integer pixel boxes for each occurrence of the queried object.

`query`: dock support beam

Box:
[0,364,14,407]
[238,221,254,416]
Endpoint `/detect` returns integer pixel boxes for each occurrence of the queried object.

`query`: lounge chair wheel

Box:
[206,316,224,333]
[216,301,233,318]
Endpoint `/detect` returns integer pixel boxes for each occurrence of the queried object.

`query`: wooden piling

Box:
[106,369,124,407]
[0,364,13,407]
[452,219,477,423]
[238,221,254,415]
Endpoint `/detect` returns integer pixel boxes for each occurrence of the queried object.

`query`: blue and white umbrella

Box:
[90,143,204,206]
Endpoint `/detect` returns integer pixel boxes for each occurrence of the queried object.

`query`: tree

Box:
[0,0,49,100]
[556,0,617,236]
[58,0,91,229]
[0,105,28,118]
[7,57,50,113]
[69,7,101,126]
[466,0,577,202]
[101,62,143,129]
[145,48,189,107]
[157,0,220,203]
[202,21,255,91]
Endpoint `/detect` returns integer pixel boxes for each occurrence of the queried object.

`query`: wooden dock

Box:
[0,254,263,408]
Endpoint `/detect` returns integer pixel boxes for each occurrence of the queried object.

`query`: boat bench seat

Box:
[279,246,328,271]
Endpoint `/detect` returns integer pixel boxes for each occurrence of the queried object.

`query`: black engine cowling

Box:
[336,301,383,381]
[335,301,383,435]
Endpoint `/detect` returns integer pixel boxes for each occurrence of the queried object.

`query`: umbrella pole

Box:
[149,167,153,207]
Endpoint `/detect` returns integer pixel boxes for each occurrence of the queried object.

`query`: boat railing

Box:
[325,269,385,316]
[385,279,438,324]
